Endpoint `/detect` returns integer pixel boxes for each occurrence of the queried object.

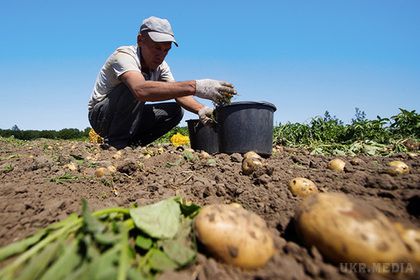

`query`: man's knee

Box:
[173,104,184,123]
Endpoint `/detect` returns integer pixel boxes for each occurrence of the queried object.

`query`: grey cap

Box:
[139,16,178,47]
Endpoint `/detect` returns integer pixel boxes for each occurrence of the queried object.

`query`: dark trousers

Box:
[88,84,183,149]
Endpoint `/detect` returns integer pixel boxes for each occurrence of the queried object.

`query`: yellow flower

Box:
[170,133,190,146]
[89,128,103,144]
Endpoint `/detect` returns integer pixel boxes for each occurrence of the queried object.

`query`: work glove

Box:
[198,106,214,125]
[195,79,236,104]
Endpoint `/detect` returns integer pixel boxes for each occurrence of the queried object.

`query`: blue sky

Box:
[1,0,419,130]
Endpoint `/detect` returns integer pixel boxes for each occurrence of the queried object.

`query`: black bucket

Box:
[186,119,219,154]
[215,101,277,156]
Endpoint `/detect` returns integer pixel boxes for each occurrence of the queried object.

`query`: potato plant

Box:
[0,197,200,280]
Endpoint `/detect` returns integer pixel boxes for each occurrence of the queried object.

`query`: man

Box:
[88,16,236,149]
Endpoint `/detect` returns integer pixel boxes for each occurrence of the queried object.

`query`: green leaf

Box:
[127,268,152,280]
[117,225,131,280]
[15,240,62,280]
[162,240,196,266]
[182,150,195,162]
[135,235,153,250]
[206,158,217,167]
[0,229,47,261]
[82,200,106,235]
[94,232,121,245]
[63,261,90,280]
[161,217,196,266]
[87,245,120,280]
[130,198,181,239]
[147,248,178,272]
[175,197,200,218]
[40,240,81,280]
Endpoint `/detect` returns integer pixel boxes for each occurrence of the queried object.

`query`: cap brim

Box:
[148,31,178,47]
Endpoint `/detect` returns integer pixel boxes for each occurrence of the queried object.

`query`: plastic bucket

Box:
[186,119,219,154]
[215,101,277,156]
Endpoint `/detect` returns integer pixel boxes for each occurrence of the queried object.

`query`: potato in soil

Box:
[386,160,410,175]
[288,177,318,197]
[294,193,410,264]
[327,158,345,172]
[194,203,275,269]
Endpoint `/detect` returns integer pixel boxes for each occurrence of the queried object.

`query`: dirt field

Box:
[0,138,419,279]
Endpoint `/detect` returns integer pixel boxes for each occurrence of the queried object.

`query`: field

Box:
[0,133,419,279]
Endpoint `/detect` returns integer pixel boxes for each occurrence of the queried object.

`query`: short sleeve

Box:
[159,62,175,82]
[111,51,142,78]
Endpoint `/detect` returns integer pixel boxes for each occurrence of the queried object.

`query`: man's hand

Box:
[195,79,236,104]
[198,106,214,125]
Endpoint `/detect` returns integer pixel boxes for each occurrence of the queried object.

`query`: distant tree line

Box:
[0,126,90,140]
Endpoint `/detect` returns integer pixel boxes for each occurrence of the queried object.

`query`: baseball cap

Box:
[139,16,178,47]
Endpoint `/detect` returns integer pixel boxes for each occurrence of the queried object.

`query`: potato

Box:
[243,151,261,160]
[394,223,420,263]
[65,162,78,171]
[350,157,364,165]
[327,158,345,172]
[242,157,263,175]
[294,193,410,264]
[94,167,108,177]
[385,161,410,175]
[199,151,211,159]
[107,165,117,173]
[194,204,275,269]
[112,150,123,159]
[288,177,318,197]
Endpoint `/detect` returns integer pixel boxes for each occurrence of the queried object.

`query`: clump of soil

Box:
[0,139,419,279]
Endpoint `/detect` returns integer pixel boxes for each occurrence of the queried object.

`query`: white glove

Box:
[198,106,214,125]
[195,79,236,104]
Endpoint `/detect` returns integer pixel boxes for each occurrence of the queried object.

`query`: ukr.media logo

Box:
[340,262,415,274]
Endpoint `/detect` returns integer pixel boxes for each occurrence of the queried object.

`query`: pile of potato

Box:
[195,152,417,272]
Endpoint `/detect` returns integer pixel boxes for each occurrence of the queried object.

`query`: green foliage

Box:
[390,108,420,138]
[0,127,90,141]
[0,198,200,280]
[153,126,189,144]
[273,108,419,155]
[50,173,80,184]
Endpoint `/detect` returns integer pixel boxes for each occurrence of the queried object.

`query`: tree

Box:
[11,125,20,131]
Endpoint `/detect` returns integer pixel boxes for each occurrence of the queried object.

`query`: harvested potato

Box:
[242,157,263,175]
[242,151,264,175]
[94,167,108,177]
[327,158,345,172]
[199,151,211,159]
[65,162,78,171]
[107,165,117,174]
[294,193,410,264]
[288,177,318,197]
[394,223,420,263]
[194,204,275,269]
[350,157,364,165]
[385,161,410,175]
[243,151,261,160]
[112,150,123,159]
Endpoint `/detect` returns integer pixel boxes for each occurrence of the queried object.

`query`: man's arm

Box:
[175,95,205,114]
[120,70,236,105]
[120,71,196,102]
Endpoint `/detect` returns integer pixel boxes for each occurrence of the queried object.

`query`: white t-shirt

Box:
[88,45,175,110]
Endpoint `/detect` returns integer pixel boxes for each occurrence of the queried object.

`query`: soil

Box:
[0,138,419,280]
